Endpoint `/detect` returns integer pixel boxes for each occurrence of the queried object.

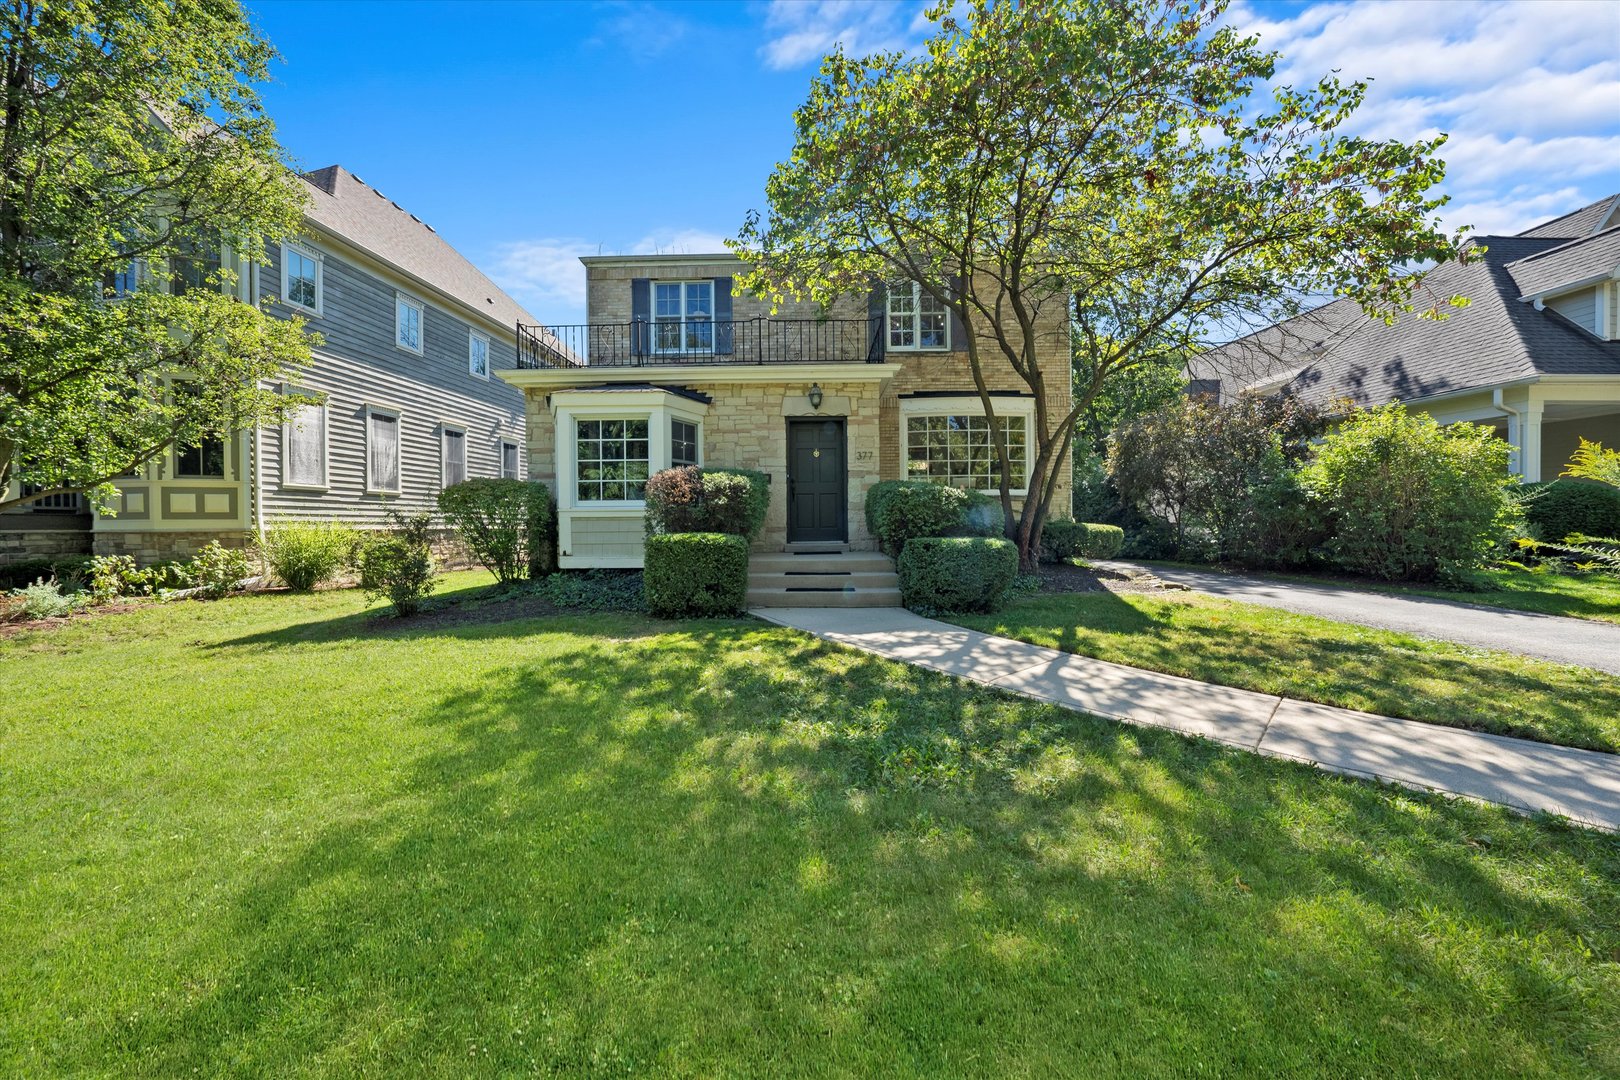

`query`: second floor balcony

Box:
[514,316,885,370]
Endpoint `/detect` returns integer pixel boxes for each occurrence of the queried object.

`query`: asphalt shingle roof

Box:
[299,165,535,332]
[1188,197,1620,407]
[1505,226,1620,298]
[1516,194,1620,240]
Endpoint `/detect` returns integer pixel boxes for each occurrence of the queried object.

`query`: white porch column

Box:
[1521,400,1544,483]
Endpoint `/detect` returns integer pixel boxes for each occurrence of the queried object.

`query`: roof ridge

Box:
[1515,193,1620,237]
[1505,221,1620,267]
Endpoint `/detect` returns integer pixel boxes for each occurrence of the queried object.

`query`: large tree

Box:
[733,0,1471,570]
[0,0,314,512]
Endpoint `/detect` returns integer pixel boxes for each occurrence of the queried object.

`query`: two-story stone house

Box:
[1,165,532,565]
[496,253,1072,603]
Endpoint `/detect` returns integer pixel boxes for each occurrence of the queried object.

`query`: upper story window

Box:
[282,243,321,314]
[887,282,949,351]
[469,331,490,378]
[103,259,140,299]
[396,294,424,354]
[170,236,222,296]
[653,281,713,353]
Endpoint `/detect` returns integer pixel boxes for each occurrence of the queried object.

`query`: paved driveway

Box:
[1096,562,1620,676]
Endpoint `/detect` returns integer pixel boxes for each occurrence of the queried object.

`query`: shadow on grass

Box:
[75,613,1620,1075]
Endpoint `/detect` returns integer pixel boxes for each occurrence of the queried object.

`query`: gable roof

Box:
[297,165,535,333]
[1189,196,1620,407]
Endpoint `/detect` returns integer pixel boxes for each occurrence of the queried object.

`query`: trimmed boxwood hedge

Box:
[865,480,974,556]
[1040,520,1125,563]
[898,536,1018,613]
[643,532,749,618]
[1523,479,1620,543]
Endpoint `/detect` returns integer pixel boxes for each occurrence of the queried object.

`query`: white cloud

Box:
[1225,0,1620,236]
[492,228,733,324]
[757,0,930,70]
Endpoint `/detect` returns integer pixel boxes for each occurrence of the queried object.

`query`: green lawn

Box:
[951,589,1620,754]
[3,575,1618,1076]
[1373,565,1620,625]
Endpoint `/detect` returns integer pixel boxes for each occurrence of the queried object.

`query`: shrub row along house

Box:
[494,253,1071,604]
[0,166,531,566]
[1189,194,1620,479]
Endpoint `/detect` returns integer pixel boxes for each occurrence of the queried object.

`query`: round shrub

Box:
[259,519,357,591]
[1040,520,1124,563]
[438,478,554,584]
[643,532,748,618]
[645,467,769,542]
[1300,405,1516,582]
[897,536,1018,613]
[1522,479,1620,543]
[359,512,439,616]
[865,480,973,556]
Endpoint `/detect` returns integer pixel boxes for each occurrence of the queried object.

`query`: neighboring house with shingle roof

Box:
[1,165,534,566]
[1187,194,1620,482]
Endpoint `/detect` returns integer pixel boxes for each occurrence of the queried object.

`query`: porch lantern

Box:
[807,383,824,410]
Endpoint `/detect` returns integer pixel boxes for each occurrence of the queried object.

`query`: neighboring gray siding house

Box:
[1,165,533,565]
[1188,194,1620,482]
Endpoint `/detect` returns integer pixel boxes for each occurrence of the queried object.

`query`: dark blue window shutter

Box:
[713,276,734,355]
[948,275,969,352]
[867,281,887,360]
[630,277,650,357]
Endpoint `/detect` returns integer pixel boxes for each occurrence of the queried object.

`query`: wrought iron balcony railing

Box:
[513,317,886,369]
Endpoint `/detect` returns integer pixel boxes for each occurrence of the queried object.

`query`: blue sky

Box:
[245,0,1620,326]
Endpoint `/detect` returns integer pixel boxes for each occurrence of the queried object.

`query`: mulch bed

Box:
[1035,561,1176,596]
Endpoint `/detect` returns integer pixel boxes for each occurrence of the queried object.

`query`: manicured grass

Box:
[1373,565,1620,625]
[950,589,1620,753]
[3,575,1618,1076]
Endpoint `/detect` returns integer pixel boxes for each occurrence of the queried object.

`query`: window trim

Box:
[572,414,653,506]
[440,423,468,490]
[500,439,521,480]
[363,404,404,495]
[280,388,329,491]
[280,240,323,316]
[468,330,491,379]
[899,395,1034,494]
[670,416,702,468]
[886,281,950,352]
[651,279,715,356]
[395,292,425,355]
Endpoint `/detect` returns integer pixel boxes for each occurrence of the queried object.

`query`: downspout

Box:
[1493,388,1524,479]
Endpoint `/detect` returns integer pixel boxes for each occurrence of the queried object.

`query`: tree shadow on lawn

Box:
[971,588,1620,754]
[79,617,1620,1076]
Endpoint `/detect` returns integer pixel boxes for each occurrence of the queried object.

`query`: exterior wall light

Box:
[808,383,824,410]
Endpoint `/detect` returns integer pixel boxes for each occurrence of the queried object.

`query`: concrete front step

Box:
[748,586,903,608]
[749,571,899,590]
[751,552,894,574]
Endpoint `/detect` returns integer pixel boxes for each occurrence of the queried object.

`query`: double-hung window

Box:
[887,282,949,351]
[282,243,321,314]
[905,413,1028,491]
[653,281,713,354]
[671,418,699,467]
[469,331,490,378]
[396,294,424,354]
[441,427,467,488]
[575,418,649,502]
[283,399,328,489]
[366,407,402,493]
[501,440,520,480]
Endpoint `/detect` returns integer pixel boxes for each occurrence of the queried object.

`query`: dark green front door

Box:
[787,418,846,543]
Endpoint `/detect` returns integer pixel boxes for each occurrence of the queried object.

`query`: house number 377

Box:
[853,451,874,461]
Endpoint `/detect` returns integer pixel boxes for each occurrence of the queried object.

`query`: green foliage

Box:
[10,577,82,619]
[643,533,748,618]
[187,541,251,600]
[1040,521,1124,562]
[258,520,357,592]
[1563,438,1620,488]
[898,537,1018,614]
[644,467,769,542]
[865,480,975,557]
[734,0,1466,571]
[1108,393,1328,567]
[530,570,646,613]
[0,556,90,591]
[528,483,558,578]
[359,513,438,617]
[87,554,195,601]
[1521,480,1620,544]
[1301,406,1517,583]
[0,0,316,512]
[437,479,553,585]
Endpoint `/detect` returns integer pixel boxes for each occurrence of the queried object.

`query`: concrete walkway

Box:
[1094,561,1620,676]
[751,606,1620,832]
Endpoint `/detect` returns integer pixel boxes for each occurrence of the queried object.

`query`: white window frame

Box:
[395,293,425,355]
[549,390,709,512]
[571,414,653,506]
[899,395,1034,494]
[500,439,521,480]
[651,280,715,355]
[280,388,329,491]
[468,330,491,379]
[364,404,403,495]
[280,240,323,316]
[670,416,702,468]
[440,424,468,490]
[886,281,950,352]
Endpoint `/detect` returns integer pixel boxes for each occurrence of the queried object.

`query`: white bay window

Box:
[901,396,1034,493]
